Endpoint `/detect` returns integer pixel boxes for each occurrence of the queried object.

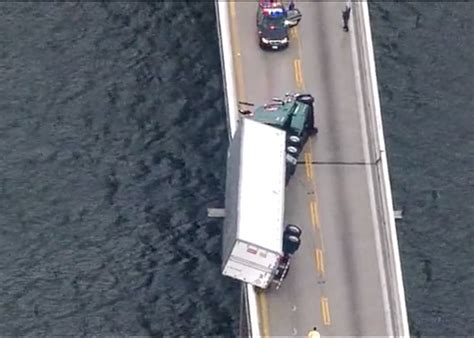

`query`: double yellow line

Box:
[320,297,331,325]
[293,58,304,90]
[292,26,305,91]
[309,200,319,230]
[293,26,334,332]
[304,152,313,181]
[315,249,325,276]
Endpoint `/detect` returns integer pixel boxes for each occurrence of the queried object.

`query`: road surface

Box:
[228,1,393,336]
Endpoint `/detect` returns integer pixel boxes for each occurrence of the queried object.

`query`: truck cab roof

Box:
[253,102,293,126]
[252,100,309,136]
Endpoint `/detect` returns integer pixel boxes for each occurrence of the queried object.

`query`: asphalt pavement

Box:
[228,1,392,336]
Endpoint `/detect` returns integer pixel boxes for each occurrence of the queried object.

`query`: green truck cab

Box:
[239,93,318,183]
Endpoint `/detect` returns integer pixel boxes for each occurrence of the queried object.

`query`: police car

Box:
[257,0,302,50]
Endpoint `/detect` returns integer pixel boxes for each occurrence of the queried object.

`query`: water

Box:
[0,1,472,336]
[0,2,239,336]
[370,2,474,336]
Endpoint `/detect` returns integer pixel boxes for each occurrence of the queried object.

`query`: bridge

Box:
[215,1,410,336]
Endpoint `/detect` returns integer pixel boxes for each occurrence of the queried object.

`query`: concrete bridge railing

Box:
[351,1,410,336]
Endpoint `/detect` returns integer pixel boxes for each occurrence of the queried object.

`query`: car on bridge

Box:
[257,0,302,50]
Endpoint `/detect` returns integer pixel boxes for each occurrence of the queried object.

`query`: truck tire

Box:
[285,224,302,238]
[288,135,301,145]
[284,233,300,242]
[283,234,301,255]
[295,94,314,105]
[286,154,297,185]
[286,145,299,155]
[286,154,298,166]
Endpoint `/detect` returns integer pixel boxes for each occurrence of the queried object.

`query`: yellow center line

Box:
[315,249,325,277]
[309,200,319,230]
[257,290,271,337]
[293,58,303,90]
[320,297,331,325]
[294,22,331,336]
[304,152,313,181]
[293,26,306,91]
[312,198,326,253]
[229,4,329,332]
[292,35,329,305]
[228,0,246,102]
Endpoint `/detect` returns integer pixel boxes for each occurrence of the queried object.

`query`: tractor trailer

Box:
[222,93,316,289]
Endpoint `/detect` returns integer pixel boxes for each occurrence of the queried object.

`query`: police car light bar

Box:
[262,7,285,17]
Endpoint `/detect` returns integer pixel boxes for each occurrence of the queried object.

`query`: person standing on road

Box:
[308,326,321,338]
[342,4,351,32]
[288,0,295,11]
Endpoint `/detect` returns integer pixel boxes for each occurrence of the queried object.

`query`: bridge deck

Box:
[228,1,394,336]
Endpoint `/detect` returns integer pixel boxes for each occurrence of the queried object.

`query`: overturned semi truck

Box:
[221,119,298,289]
[222,95,317,289]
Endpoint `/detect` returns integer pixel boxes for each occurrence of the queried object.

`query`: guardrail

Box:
[351,2,410,337]
[215,1,262,337]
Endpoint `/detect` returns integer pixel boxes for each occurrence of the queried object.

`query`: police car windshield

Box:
[263,15,285,29]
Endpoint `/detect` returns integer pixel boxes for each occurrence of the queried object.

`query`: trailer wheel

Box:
[286,145,299,155]
[288,135,301,145]
[285,224,302,238]
[283,234,301,255]
[284,234,300,242]
[286,154,298,166]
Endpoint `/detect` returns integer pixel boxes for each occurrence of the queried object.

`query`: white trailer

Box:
[222,118,287,288]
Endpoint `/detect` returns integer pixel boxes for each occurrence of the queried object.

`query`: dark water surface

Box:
[370,2,474,336]
[0,1,472,336]
[0,2,239,336]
